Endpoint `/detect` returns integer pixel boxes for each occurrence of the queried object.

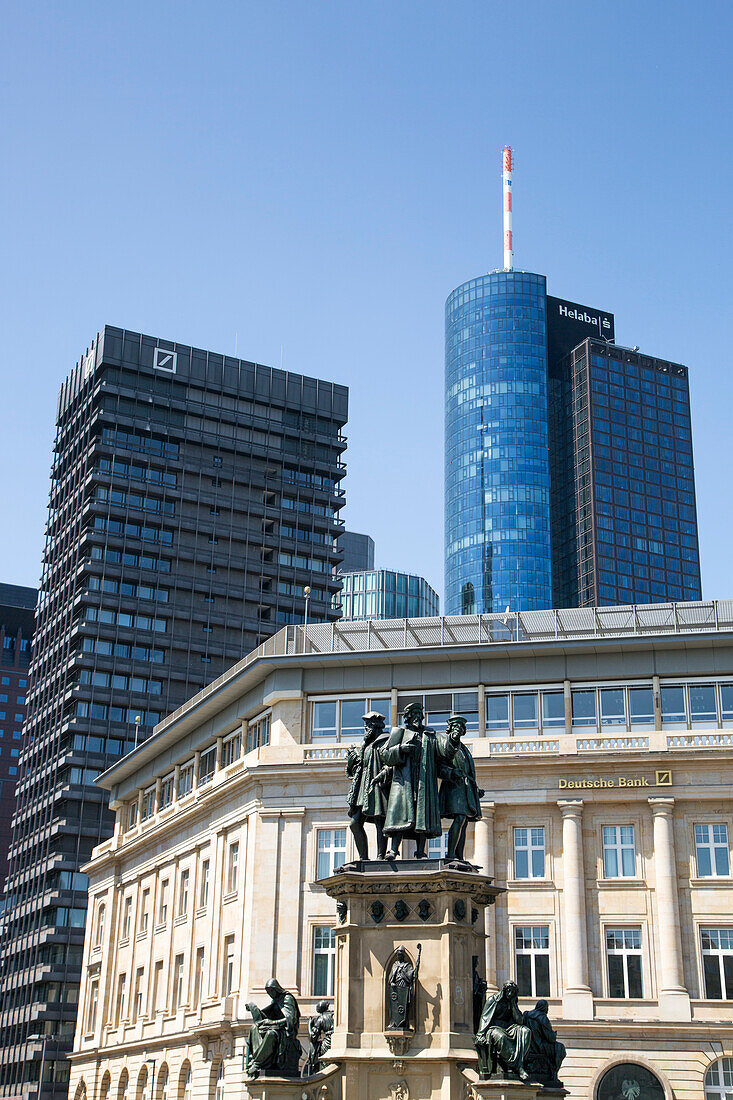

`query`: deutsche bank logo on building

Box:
[153,347,177,373]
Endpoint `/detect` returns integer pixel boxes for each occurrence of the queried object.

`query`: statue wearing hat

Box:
[378,702,460,859]
[439,714,484,863]
[346,709,390,860]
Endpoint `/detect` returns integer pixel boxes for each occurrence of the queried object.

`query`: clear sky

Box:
[1,0,731,602]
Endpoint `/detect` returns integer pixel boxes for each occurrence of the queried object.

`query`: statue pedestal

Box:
[461,1075,543,1100]
[319,860,504,1100]
[244,1063,341,1099]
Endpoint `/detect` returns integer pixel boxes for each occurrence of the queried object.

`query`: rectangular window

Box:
[115,973,126,1026]
[629,687,654,728]
[140,889,150,933]
[158,880,169,924]
[541,692,565,729]
[312,701,338,740]
[122,896,132,939]
[721,684,733,725]
[127,802,138,829]
[571,690,596,727]
[160,775,173,809]
[227,842,239,894]
[661,685,686,725]
[222,935,236,995]
[178,869,190,916]
[514,827,545,879]
[603,825,636,878]
[513,693,538,730]
[605,928,643,998]
[312,927,336,996]
[701,928,733,999]
[486,694,509,733]
[199,860,210,908]
[173,954,185,1009]
[193,947,205,1009]
[696,824,730,877]
[247,713,271,751]
[600,688,625,726]
[222,732,241,767]
[152,960,164,1015]
[132,966,144,1022]
[86,979,99,1032]
[514,926,550,997]
[199,747,216,786]
[316,829,347,879]
[179,763,193,797]
[340,698,368,741]
[690,684,717,725]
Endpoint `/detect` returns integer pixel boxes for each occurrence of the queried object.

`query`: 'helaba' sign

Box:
[546,294,616,365]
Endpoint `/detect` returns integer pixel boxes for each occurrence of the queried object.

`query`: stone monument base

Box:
[244,1063,340,1100]
[461,1068,567,1100]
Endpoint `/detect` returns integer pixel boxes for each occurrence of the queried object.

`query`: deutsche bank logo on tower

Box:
[153,347,177,373]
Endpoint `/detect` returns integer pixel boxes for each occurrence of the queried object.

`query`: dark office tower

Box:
[338,530,375,573]
[0,326,347,1099]
[0,584,36,897]
[551,339,701,607]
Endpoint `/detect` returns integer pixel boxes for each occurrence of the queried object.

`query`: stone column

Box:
[474,805,497,990]
[477,684,486,737]
[649,797,691,1019]
[557,800,593,1018]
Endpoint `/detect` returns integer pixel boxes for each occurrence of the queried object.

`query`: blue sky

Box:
[1,0,731,601]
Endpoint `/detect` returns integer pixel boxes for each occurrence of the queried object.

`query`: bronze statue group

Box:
[242,704,565,1087]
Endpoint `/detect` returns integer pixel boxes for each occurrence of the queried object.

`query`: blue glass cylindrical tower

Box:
[445,270,552,615]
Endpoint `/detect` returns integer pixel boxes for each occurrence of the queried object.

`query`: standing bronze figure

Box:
[474,980,531,1081]
[438,714,484,862]
[386,944,421,1030]
[379,703,459,859]
[346,710,390,860]
[245,979,302,1079]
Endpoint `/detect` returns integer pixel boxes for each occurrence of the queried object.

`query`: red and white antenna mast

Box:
[502,145,514,270]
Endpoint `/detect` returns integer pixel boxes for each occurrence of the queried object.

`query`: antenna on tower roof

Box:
[502,146,514,270]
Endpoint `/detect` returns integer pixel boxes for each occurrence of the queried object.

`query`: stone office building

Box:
[70,603,733,1100]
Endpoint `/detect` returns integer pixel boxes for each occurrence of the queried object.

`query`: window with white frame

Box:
[514,926,550,997]
[222,731,241,767]
[199,747,216,786]
[605,928,643,998]
[141,786,156,820]
[178,869,190,916]
[705,1057,733,1100]
[428,832,449,858]
[398,692,479,734]
[316,829,347,878]
[696,824,730,877]
[179,763,193,798]
[173,954,185,1009]
[193,947,205,1009]
[599,688,625,726]
[127,802,138,829]
[311,697,391,742]
[95,902,106,947]
[514,827,546,879]
[158,880,169,924]
[701,928,733,999]
[247,712,271,752]
[160,775,173,808]
[140,889,150,933]
[132,966,144,1022]
[312,926,336,996]
[690,684,717,725]
[226,841,239,894]
[199,859,210,908]
[602,825,636,878]
[222,935,236,995]
[121,895,132,939]
[214,1063,224,1100]
[181,1067,192,1100]
[115,973,127,1026]
[86,979,99,1032]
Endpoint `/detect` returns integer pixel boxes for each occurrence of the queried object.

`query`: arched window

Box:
[100,1072,111,1100]
[705,1058,733,1100]
[118,1070,129,1100]
[461,582,475,615]
[596,1063,665,1100]
[95,904,106,947]
[136,1066,148,1100]
[74,1081,87,1100]
[156,1065,168,1100]
[178,1063,192,1100]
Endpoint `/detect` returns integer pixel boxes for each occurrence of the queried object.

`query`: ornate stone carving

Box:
[385,1033,412,1057]
[336,900,347,924]
[389,1080,410,1100]
[387,945,421,1030]
[472,906,479,924]
[394,899,409,922]
[370,900,385,923]
[417,898,431,921]
[454,898,467,921]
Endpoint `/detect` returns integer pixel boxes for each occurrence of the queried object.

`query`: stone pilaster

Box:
[557,800,593,1019]
[648,797,691,1020]
[474,805,497,990]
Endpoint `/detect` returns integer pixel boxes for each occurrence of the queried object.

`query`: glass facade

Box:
[336,569,439,620]
[445,271,552,615]
[552,340,701,607]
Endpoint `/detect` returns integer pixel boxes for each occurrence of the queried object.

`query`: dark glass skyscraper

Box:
[337,530,375,573]
[0,326,347,1099]
[445,274,701,613]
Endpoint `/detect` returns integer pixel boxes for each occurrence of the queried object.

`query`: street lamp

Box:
[134,714,142,747]
[303,586,311,634]
[27,1033,48,1099]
